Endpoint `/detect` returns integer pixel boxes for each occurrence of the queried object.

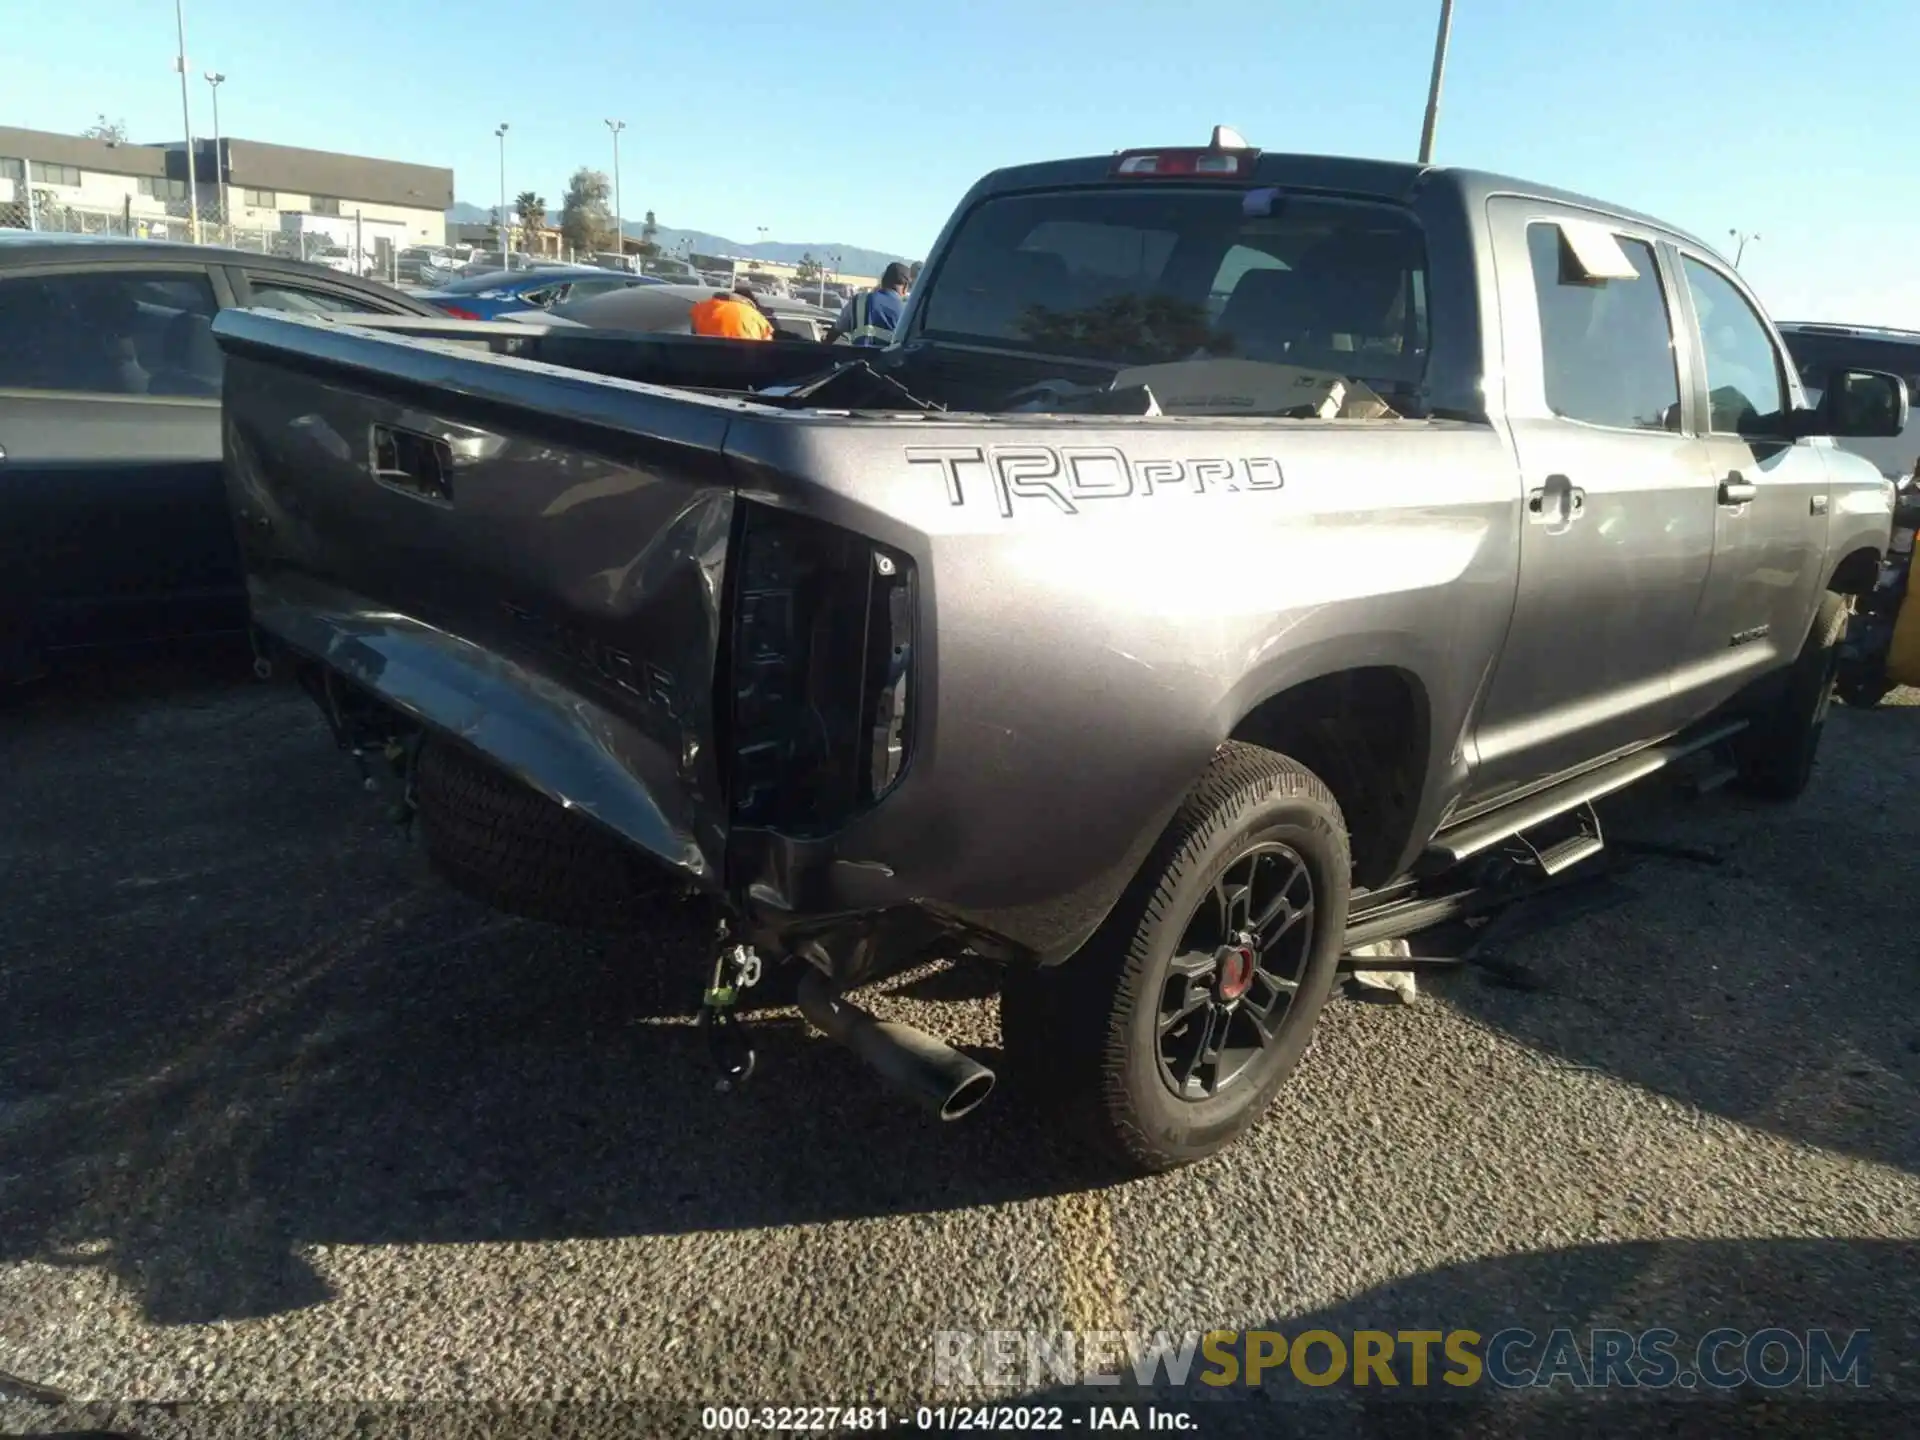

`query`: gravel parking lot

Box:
[2,647,1916,1436]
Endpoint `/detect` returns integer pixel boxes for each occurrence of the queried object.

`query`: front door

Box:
[1468,201,1717,805]
[0,264,238,660]
[1668,252,1830,719]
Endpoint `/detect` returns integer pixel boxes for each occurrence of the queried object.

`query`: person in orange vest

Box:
[690,282,775,341]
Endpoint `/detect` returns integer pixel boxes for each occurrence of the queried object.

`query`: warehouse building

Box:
[0,125,452,245]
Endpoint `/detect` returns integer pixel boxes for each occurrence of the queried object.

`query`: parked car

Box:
[1777,322,1920,481]
[396,247,458,284]
[0,233,443,683]
[545,281,837,340]
[213,131,1900,1172]
[413,266,665,320]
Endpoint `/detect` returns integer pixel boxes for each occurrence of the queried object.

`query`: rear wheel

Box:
[413,738,678,931]
[1734,591,1848,800]
[1001,742,1350,1173]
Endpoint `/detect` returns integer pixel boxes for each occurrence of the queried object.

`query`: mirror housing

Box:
[1794,367,1909,439]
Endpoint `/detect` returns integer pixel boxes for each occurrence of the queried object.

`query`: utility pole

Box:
[1417,0,1456,165]
[1728,230,1759,269]
[204,71,225,228]
[494,122,509,259]
[173,0,201,243]
[605,119,625,266]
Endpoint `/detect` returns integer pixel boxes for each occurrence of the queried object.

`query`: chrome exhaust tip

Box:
[796,968,996,1121]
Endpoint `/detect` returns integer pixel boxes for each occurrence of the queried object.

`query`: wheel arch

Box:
[1827,545,1883,598]
[1227,664,1434,890]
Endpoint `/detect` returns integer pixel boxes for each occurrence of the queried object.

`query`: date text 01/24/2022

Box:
[699,1404,1195,1431]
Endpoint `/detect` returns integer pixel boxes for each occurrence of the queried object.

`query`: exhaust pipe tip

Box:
[797,968,996,1122]
[939,1068,996,1122]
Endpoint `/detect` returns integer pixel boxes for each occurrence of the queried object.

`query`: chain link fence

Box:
[0,193,416,285]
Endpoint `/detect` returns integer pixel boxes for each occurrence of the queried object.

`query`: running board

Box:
[1419,721,1746,875]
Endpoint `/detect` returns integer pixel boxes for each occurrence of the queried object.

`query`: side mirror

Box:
[1801,367,1910,439]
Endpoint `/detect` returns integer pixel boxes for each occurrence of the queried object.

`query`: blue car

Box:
[414,267,664,320]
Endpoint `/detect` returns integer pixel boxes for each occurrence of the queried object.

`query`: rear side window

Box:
[246,280,396,315]
[0,270,221,398]
[1526,223,1679,432]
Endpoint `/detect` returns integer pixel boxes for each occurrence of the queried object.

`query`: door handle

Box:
[1527,474,1586,528]
[1809,494,1830,516]
[1719,474,1758,506]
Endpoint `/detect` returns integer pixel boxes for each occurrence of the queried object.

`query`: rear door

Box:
[1469,200,1717,803]
[0,262,240,657]
[1668,251,1831,715]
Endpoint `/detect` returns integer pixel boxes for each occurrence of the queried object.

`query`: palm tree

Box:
[515,191,546,254]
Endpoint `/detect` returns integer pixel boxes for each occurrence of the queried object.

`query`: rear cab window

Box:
[916,186,1430,417]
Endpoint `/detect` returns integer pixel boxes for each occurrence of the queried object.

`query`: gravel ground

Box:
[1,646,1915,1438]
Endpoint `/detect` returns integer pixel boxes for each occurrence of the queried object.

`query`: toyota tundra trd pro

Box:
[213,131,1902,1172]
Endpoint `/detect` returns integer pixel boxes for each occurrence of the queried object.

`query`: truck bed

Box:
[214,309,1518,970]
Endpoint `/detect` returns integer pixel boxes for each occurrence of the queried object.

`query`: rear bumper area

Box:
[252,574,722,883]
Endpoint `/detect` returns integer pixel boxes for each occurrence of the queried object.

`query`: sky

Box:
[9,0,1919,324]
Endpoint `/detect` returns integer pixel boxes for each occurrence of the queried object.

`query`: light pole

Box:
[204,71,225,228]
[605,119,625,266]
[1417,0,1456,165]
[1729,229,1760,268]
[173,0,201,243]
[494,122,509,259]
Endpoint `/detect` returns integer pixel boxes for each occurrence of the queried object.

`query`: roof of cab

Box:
[963,149,1718,258]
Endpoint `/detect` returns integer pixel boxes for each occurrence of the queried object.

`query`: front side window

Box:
[918,187,1429,397]
[1682,257,1787,436]
[1526,222,1679,432]
[0,270,221,397]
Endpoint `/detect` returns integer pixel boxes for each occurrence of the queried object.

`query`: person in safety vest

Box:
[690,282,775,341]
[829,262,911,347]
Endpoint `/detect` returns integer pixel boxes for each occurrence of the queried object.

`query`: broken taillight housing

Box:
[723,503,916,836]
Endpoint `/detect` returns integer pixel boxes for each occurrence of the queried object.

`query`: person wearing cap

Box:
[690,281,775,341]
[829,262,911,348]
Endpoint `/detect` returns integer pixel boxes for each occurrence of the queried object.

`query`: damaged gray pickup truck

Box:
[214,130,1905,1172]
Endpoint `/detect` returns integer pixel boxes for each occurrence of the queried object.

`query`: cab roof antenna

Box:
[1211,125,1250,150]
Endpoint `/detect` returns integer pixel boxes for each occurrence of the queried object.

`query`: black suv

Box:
[1777,321,1920,481]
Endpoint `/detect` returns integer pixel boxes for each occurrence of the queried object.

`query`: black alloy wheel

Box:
[1155,842,1316,1101]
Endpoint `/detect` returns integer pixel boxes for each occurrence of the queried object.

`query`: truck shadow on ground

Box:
[1409,701,1919,1183]
[995,1235,1917,1439]
[1,677,1915,1327]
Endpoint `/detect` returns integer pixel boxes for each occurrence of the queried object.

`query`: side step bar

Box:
[1419,720,1746,875]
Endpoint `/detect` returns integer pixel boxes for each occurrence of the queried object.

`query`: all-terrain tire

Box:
[413,738,676,931]
[1734,591,1849,801]
[1000,742,1351,1174]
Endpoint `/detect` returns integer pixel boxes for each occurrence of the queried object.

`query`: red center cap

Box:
[1219,945,1255,1001]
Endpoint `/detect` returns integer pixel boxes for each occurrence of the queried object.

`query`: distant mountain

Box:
[444,202,911,278]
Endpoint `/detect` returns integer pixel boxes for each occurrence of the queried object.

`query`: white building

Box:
[0,126,452,246]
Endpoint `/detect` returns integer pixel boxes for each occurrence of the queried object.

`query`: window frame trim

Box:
[1669,244,1806,444]
[0,260,233,402]
[1490,196,1696,438]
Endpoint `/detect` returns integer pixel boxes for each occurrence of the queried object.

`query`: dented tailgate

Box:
[214,308,738,884]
